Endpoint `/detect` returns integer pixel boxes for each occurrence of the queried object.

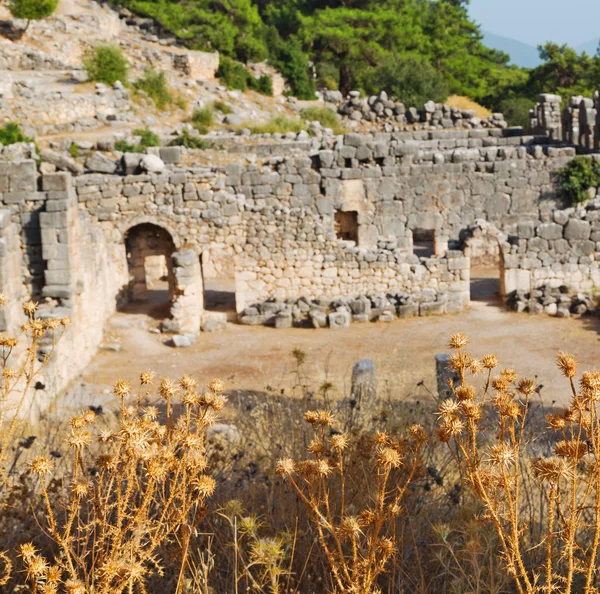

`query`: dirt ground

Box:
[78,293,600,408]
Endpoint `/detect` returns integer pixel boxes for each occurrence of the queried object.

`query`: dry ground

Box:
[78,297,600,408]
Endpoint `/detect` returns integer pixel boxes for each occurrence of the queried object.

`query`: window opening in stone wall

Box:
[201,251,237,312]
[122,223,175,319]
[412,229,435,258]
[334,210,359,243]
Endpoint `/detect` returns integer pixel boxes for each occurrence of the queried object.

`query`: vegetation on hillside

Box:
[107,0,600,128]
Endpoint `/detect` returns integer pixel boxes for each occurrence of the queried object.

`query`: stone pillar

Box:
[349,358,376,426]
[579,98,595,149]
[435,354,456,400]
[170,249,203,334]
[533,94,562,140]
[40,173,77,304]
[594,87,600,150]
[564,96,581,145]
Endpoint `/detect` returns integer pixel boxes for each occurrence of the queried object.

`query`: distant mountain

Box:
[576,38,600,56]
[481,30,542,69]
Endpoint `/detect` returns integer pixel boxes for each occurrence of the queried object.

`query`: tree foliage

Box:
[557,157,600,205]
[113,0,600,116]
[9,0,58,23]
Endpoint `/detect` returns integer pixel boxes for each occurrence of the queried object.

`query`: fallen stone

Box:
[328,311,350,328]
[40,149,84,175]
[207,423,240,443]
[170,334,193,347]
[85,152,117,174]
[122,153,143,175]
[140,154,165,173]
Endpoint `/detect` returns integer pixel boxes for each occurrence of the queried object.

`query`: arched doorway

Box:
[123,223,176,317]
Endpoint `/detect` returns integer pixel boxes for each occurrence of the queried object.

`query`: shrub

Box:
[217,57,251,92]
[300,106,345,134]
[133,68,173,109]
[557,156,600,204]
[213,101,232,115]
[83,44,129,86]
[248,115,305,135]
[114,129,159,153]
[8,0,58,30]
[248,74,273,96]
[170,129,211,149]
[69,143,79,158]
[191,106,214,134]
[0,122,32,146]
[217,57,273,96]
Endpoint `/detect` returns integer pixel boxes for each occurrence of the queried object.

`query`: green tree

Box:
[9,0,59,31]
[368,53,449,106]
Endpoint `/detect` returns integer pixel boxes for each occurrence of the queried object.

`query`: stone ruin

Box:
[2,106,600,406]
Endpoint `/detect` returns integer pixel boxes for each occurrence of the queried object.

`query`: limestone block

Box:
[140,155,165,174]
[537,223,563,240]
[503,269,531,294]
[397,303,418,318]
[9,161,36,192]
[42,173,71,192]
[86,152,117,174]
[564,219,591,241]
[419,301,446,316]
[159,146,181,165]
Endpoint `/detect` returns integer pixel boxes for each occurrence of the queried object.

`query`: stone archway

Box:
[124,223,176,316]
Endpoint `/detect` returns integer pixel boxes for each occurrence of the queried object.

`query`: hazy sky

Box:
[469,0,600,47]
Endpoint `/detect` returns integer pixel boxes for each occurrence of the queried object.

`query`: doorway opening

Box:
[201,249,236,313]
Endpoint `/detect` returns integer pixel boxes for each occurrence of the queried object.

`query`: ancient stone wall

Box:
[2,124,600,400]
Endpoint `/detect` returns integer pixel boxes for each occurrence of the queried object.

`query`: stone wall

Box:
[2,123,600,403]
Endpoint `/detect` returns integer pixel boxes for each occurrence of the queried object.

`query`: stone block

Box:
[537,222,563,240]
[310,310,328,328]
[503,269,531,294]
[42,173,72,192]
[274,312,293,329]
[397,303,418,318]
[40,211,69,229]
[86,152,118,174]
[9,161,37,192]
[159,146,181,165]
[564,219,591,241]
[45,270,71,285]
[419,301,446,316]
[328,311,350,328]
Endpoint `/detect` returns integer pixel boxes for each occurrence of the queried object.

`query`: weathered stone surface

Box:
[86,152,117,174]
[140,154,165,173]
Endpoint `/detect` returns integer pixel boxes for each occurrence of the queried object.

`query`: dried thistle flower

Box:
[448,333,469,349]
[30,456,53,475]
[276,458,295,476]
[532,457,574,483]
[330,434,349,451]
[209,378,224,393]
[409,424,428,442]
[488,443,517,467]
[557,352,577,379]
[22,301,38,316]
[377,447,402,469]
[482,354,498,369]
[140,371,155,385]
[516,378,537,396]
[113,380,132,398]
[455,385,475,401]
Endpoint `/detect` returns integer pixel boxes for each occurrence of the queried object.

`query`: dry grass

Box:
[3,296,600,593]
[446,95,492,118]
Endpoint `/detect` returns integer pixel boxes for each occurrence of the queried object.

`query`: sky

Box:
[468,0,600,48]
